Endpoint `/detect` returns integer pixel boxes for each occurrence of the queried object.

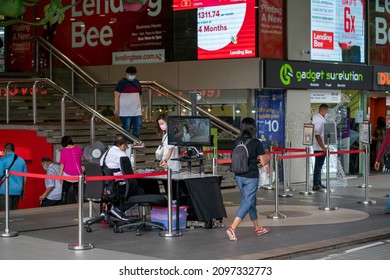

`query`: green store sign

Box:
[265,60,372,90]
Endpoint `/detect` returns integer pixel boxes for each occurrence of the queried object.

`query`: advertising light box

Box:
[174,0,256,60]
[311,0,365,63]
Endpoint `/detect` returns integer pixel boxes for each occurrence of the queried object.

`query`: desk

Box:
[139,171,227,235]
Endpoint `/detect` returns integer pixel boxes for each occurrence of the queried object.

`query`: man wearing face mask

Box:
[40,158,62,207]
[114,66,143,142]
[312,103,329,191]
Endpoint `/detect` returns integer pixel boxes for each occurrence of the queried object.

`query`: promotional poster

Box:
[311,0,365,63]
[174,0,256,60]
[256,89,285,150]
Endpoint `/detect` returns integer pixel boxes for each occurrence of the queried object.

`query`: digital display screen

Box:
[173,0,256,60]
[167,116,211,146]
[311,0,365,63]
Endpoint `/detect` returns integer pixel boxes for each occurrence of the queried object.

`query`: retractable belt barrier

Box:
[213,146,370,219]
[1,169,171,250]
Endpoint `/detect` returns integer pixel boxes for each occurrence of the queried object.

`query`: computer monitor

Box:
[167,116,211,146]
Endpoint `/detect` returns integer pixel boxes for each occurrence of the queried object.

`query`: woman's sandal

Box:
[255,226,270,236]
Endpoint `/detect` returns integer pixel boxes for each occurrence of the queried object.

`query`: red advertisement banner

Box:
[259,0,284,59]
[8,0,172,69]
[197,1,256,60]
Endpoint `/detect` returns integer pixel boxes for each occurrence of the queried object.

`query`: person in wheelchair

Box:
[100,135,143,221]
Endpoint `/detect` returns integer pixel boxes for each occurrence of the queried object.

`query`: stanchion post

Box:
[68,174,94,250]
[286,142,295,192]
[160,169,182,237]
[280,149,293,198]
[319,148,338,211]
[358,144,376,205]
[300,147,315,195]
[212,147,217,176]
[264,148,275,190]
[267,154,287,219]
[1,169,18,238]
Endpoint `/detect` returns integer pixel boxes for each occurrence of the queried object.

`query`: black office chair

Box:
[114,157,167,235]
[83,162,120,232]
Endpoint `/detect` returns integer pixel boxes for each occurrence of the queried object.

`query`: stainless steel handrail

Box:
[34,37,240,137]
[0,78,139,144]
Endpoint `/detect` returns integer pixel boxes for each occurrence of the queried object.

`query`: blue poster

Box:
[256,89,285,151]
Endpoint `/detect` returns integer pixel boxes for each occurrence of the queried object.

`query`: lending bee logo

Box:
[280,64,294,86]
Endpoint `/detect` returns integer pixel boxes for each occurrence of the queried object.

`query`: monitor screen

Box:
[167,116,211,146]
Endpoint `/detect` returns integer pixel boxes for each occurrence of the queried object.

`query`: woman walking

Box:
[226,117,270,241]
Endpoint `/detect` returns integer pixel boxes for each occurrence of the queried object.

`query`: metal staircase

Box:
[0,37,238,187]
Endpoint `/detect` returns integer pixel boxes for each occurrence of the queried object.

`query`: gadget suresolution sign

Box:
[311,0,365,63]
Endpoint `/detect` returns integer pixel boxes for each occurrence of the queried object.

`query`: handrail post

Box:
[6,82,11,124]
[49,50,53,80]
[1,169,19,238]
[71,68,75,96]
[94,86,98,111]
[33,81,38,124]
[35,41,39,73]
[148,88,153,122]
[61,96,66,137]
[68,174,94,250]
[90,114,96,144]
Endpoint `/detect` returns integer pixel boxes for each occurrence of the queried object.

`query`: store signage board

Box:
[373,66,390,91]
[311,90,341,104]
[264,60,372,90]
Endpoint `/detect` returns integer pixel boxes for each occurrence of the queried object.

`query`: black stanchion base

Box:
[68,243,94,250]
[0,231,18,238]
[263,187,275,190]
[386,194,389,198]
[357,184,373,188]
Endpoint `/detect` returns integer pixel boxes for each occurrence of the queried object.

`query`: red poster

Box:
[16,0,172,67]
[197,1,256,60]
[259,0,284,59]
[370,0,390,65]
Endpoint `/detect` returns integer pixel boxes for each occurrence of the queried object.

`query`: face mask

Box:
[43,166,48,171]
[160,123,167,131]
[325,113,329,119]
[128,75,136,81]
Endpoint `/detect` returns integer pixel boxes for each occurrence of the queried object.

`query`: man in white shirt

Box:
[100,136,142,221]
[312,104,329,191]
[40,158,62,207]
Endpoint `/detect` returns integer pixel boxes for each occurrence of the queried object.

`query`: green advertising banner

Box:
[264,60,373,90]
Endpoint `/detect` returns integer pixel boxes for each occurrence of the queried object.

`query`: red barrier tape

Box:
[330,149,365,155]
[218,150,232,154]
[285,148,307,153]
[266,151,283,155]
[9,171,168,181]
[280,152,325,160]
[216,159,232,164]
[202,150,214,154]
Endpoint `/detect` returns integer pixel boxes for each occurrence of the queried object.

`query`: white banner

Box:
[112,49,165,65]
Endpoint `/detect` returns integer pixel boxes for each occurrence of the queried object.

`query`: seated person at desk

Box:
[100,136,142,221]
[181,124,191,142]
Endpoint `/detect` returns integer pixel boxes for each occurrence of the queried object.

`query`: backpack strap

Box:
[0,154,18,184]
[102,150,120,173]
[243,138,255,146]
